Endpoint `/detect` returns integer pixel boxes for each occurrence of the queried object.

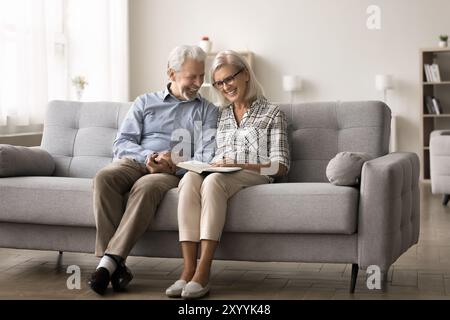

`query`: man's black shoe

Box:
[87,267,110,295]
[111,262,133,292]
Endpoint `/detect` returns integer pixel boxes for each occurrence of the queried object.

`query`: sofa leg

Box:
[380,271,389,292]
[349,263,358,293]
[56,251,64,271]
[443,194,449,206]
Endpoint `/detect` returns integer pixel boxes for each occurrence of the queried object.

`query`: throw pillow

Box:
[0,144,55,177]
[326,152,373,186]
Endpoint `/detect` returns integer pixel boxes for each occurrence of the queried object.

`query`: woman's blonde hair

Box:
[210,50,264,107]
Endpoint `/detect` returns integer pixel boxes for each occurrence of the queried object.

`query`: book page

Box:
[204,166,243,173]
[177,160,211,173]
[177,160,242,173]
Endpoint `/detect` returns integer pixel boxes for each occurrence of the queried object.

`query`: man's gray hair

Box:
[210,50,265,107]
[167,45,207,72]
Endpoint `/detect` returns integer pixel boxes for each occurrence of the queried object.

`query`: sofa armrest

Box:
[357,152,420,272]
[0,144,55,177]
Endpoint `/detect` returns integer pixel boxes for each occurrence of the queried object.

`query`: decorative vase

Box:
[76,89,84,101]
[439,40,448,48]
[199,39,212,54]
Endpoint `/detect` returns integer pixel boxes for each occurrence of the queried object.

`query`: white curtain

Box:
[66,0,129,102]
[0,0,61,126]
[0,0,129,131]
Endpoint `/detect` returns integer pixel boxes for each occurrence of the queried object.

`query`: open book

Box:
[176,160,242,174]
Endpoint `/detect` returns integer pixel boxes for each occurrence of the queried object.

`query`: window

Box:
[0,0,66,129]
[0,0,128,133]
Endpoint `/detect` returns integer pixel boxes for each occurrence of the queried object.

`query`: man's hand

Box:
[146,152,176,174]
[155,151,177,172]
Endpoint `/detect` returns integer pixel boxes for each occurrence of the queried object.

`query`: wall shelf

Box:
[423,114,450,118]
[423,81,450,85]
[420,48,450,181]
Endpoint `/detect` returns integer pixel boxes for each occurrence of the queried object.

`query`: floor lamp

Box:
[375,74,393,104]
[283,75,302,104]
[375,74,396,152]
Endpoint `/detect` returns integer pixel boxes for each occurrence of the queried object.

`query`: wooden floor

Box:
[1,183,450,300]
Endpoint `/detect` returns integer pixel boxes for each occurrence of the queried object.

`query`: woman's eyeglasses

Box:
[212,68,244,89]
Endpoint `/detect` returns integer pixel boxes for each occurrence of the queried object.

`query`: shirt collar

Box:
[162,85,172,101]
[163,83,201,103]
[227,96,266,111]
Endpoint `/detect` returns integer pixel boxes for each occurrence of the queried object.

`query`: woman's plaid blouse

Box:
[211,98,290,172]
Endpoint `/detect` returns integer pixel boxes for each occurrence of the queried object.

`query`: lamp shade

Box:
[375,75,393,91]
[283,75,302,92]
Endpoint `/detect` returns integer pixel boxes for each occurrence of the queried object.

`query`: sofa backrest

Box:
[279,101,391,182]
[41,100,390,180]
[41,100,132,178]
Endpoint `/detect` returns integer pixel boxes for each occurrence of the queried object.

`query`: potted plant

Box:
[439,35,448,48]
[199,36,212,53]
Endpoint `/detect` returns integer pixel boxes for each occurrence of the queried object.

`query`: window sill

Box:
[0,132,43,147]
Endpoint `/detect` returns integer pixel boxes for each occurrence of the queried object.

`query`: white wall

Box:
[129,0,450,156]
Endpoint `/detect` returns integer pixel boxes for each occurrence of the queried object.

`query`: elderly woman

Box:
[166,50,290,299]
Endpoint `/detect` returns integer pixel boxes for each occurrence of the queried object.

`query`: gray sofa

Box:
[0,100,420,293]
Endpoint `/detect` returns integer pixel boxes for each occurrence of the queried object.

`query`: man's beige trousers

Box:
[93,158,180,258]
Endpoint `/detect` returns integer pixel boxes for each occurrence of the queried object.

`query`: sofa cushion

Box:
[149,182,361,235]
[0,177,94,227]
[326,152,373,186]
[157,184,358,235]
[0,178,358,235]
[0,176,177,229]
[41,101,131,178]
[224,183,359,234]
[0,145,55,177]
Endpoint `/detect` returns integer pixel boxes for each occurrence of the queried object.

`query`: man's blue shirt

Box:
[113,86,218,171]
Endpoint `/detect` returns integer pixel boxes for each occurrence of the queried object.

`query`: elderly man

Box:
[88,45,218,295]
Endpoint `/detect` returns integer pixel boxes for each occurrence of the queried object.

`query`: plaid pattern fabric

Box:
[212,98,290,171]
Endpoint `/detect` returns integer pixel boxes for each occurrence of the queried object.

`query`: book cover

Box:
[424,64,432,82]
[432,97,442,115]
[430,64,441,82]
[425,96,435,114]
[177,160,242,174]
